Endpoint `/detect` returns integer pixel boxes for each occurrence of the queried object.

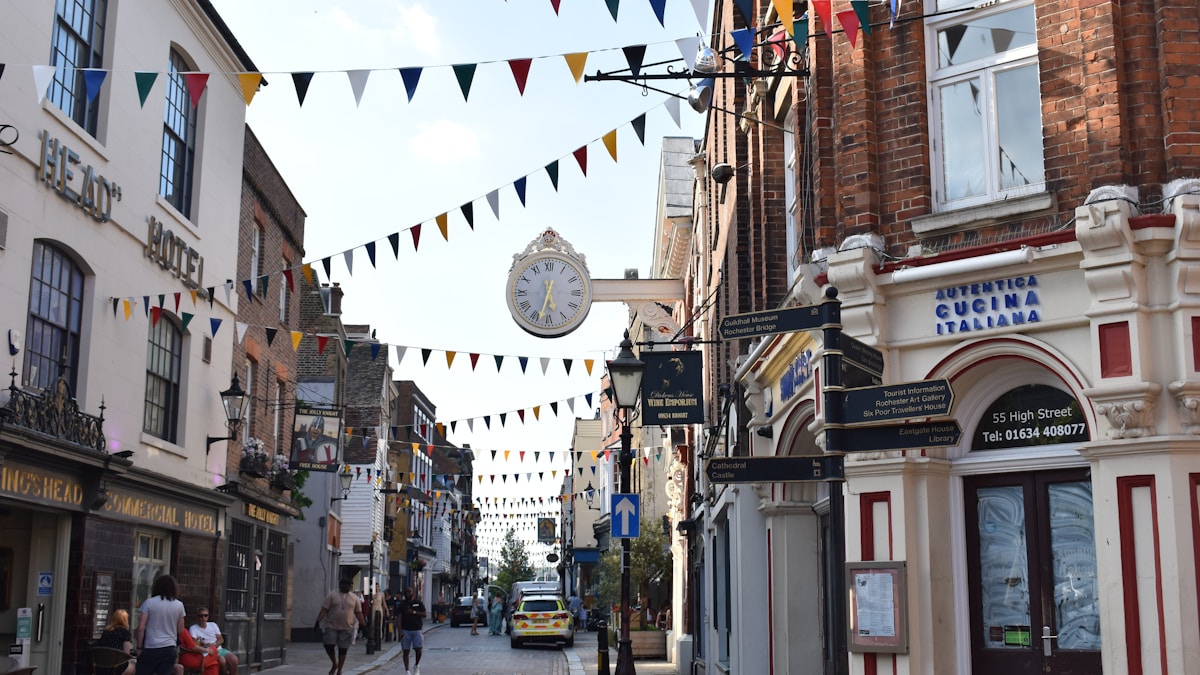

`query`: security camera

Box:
[710,163,735,184]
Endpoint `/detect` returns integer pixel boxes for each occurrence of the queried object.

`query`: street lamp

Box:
[205,374,248,456]
[606,330,645,675]
[330,466,353,505]
[583,482,600,510]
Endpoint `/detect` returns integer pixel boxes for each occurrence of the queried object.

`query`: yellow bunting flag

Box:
[123,299,132,320]
[436,213,449,240]
[585,359,595,375]
[772,0,795,35]
[291,331,303,351]
[189,290,198,306]
[446,351,456,368]
[504,450,511,461]
[533,406,541,420]
[238,73,263,105]
[302,263,314,284]
[591,451,598,461]
[412,443,420,453]
[603,130,617,161]
[564,52,588,84]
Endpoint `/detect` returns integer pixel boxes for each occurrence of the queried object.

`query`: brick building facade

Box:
[678,0,1200,673]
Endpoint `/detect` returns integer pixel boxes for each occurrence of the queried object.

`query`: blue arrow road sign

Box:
[611,494,640,538]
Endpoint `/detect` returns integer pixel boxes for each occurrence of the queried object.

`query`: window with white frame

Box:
[48,0,107,136]
[272,379,283,454]
[132,530,170,628]
[143,314,183,442]
[278,258,289,323]
[24,242,85,392]
[249,224,263,296]
[784,110,800,287]
[242,359,256,443]
[160,49,197,218]
[928,0,1043,210]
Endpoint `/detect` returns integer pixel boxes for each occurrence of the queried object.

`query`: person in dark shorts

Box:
[398,586,428,675]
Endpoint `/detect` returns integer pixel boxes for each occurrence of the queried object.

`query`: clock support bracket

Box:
[592,278,684,345]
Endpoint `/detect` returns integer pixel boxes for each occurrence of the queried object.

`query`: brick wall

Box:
[230,126,306,467]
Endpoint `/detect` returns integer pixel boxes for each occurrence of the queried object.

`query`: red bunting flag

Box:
[573,147,588,176]
[837,10,861,47]
[508,59,532,95]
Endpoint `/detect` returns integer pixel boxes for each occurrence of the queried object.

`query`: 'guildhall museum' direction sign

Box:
[705,455,845,483]
[841,379,954,425]
[718,304,823,341]
[847,420,963,452]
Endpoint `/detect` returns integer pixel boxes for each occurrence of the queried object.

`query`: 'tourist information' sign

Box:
[841,379,953,425]
[973,384,1089,450]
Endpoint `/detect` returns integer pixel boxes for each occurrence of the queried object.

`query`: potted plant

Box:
[596,516,673,659]
[271,454,296,490]
[240,438,269,478]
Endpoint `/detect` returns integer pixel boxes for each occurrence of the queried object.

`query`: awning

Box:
[572,548,600,564]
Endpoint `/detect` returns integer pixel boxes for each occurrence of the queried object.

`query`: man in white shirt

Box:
[188,607,239,675]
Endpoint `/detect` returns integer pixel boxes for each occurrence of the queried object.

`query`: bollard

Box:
[597,619,610,675]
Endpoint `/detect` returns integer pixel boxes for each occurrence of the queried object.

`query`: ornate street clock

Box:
[506,229,593,338]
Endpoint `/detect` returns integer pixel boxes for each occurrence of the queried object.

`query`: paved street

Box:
[261,623,681,675]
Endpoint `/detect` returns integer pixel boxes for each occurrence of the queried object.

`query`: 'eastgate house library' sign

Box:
[933,275,1041,335]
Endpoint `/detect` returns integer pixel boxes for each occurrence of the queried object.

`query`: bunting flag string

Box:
[104,95,681,304]
[111,307,607,382]
[84,6,952,307]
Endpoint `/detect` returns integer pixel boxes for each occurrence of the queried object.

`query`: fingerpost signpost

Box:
[717,288,957,675]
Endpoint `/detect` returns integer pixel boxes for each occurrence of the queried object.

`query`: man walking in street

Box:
[314,578,366,675]
[399,586,428,675]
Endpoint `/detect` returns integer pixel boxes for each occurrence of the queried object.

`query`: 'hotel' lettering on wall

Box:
[145,216,206,292]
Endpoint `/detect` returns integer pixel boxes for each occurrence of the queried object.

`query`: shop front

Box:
[221,484,297,671]
[0,376,230,673]
[732,189,1200,673]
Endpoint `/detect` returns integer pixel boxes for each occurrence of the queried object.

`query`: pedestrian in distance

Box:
[399,586,428,675]
[470,594,482,635]
[134,574,186,675]
[568,593,582,631]
[314,578,366,675]
[488,593,504,635]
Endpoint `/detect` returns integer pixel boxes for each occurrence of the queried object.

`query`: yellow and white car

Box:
[510,594,574,648]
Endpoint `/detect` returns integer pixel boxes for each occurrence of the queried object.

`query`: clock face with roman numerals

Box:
[506,251,593,337]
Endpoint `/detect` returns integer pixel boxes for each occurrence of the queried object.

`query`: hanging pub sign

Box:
[973,384,1089,451]
[641,350,705,425]
[290,406,343,472]
[538,518,556,544]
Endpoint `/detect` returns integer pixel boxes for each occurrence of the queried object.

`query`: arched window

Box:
[144,314,183,442]
[24,241,85,391]
[160,48,197,218]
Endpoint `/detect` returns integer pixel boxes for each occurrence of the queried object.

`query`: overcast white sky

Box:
[209,0,708,558]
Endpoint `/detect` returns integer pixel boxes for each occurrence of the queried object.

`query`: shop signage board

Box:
[847,421,963,452]
[841,379,954,425]
[718,304,823,340]
[705,455,844,483]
